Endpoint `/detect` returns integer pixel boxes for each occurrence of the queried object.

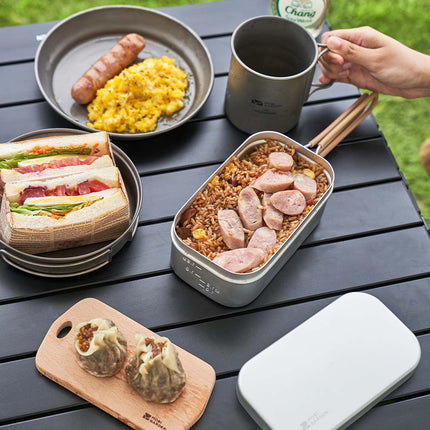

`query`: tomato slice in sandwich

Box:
[77,180,110,195]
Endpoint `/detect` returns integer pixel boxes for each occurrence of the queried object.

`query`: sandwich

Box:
[0,166,130,254]
[0,131,113,190]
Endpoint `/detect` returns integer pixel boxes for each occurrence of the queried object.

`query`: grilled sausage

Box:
[253,170,294,193]
[293,173,317,201]
[268,152,294,171]
[212,248,265,273]
[247,226,277,256]
[71,33,146,104]
[262,193,284,230]
[218,209,245,249]
[270,190,307,216]
[238,186,263,231]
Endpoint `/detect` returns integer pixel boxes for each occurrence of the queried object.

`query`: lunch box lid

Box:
[236,292,421,430]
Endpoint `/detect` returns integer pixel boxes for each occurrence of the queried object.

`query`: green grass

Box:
[0,0,217,26]
[1,0,429,223]
[327,0,430,224]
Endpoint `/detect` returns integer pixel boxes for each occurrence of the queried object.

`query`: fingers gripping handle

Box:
[308,43,333,97]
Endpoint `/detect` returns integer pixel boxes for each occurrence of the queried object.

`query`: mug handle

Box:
[308,43,333,97]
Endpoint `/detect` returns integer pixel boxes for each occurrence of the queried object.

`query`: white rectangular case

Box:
[236,292,421,430]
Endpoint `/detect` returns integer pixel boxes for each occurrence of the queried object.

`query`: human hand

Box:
[318,26,430,98]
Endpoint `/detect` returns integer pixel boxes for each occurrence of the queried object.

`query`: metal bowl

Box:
[0,128,142,277]
[35,6,214,140]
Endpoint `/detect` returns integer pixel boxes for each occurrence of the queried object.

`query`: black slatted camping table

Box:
[1,0,430,428]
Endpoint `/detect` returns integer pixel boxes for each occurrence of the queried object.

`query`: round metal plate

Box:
[0,128,142,277]
[35,6,214,140]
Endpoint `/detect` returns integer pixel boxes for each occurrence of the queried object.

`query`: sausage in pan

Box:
[71,33,146,104]
[270,190,307,216]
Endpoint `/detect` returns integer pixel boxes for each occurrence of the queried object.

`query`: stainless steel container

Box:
[0,129,142,277]
[170,131,334,307]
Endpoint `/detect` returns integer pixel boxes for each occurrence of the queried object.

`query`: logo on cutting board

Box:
[142,412,167,430]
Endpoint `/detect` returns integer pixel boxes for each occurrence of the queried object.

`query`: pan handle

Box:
[307,92,379,157]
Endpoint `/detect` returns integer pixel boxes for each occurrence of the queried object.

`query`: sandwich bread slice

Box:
[0,166,130,254]
[0,131,113,190]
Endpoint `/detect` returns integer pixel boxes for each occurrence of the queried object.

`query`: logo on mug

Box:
[251,99,263,106]
[251,99,282,109]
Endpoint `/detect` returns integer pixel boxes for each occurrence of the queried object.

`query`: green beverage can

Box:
[271,0,330,38]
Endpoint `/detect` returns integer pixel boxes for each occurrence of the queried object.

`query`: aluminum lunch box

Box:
[170,131,334,307]
[0,128,142,277]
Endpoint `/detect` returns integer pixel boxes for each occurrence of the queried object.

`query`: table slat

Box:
[140,169,413,229]
[0,218,429,302]
[0,54,359,110]
[1,276,429,361]
[0,94,378,148]
[3,382,430,430]
[140,137,400,224]
[1,328,430,424]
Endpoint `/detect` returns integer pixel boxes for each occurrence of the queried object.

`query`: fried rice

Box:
[176,138,329,268]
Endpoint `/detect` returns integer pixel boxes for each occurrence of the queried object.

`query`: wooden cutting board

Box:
[36,298,216,430]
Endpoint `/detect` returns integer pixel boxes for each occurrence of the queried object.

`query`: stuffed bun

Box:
[125,335,186,403]
[74,318,127,377]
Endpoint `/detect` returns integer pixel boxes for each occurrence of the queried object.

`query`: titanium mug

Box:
[224,15,331,134]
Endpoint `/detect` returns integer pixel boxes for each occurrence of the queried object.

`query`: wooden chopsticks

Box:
[308,92,379,158]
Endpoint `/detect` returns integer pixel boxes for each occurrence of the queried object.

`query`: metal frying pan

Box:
[35,6,214,140]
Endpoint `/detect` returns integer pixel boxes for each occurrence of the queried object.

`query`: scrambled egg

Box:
[87,56,188,133]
